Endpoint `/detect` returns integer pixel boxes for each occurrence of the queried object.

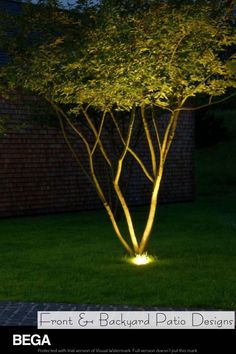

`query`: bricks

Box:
[0,95,195,217]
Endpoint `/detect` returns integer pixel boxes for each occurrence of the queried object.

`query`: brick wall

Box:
[0,95,195,218]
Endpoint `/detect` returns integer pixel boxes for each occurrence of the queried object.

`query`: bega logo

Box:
[13,334,51,346]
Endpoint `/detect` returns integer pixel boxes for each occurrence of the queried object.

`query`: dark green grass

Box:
[0,194,235,309]
[0,110,235,309]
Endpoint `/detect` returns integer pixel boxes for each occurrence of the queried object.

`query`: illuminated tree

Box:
[0,0,235,261]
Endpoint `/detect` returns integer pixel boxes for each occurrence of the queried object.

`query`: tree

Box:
[0,0,235,262]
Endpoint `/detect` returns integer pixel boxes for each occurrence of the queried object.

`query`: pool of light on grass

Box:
[126,253,156,266]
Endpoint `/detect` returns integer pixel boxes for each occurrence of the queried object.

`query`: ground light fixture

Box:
[127,253,156,266]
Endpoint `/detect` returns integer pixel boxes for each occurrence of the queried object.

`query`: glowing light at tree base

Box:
[128,253,155,266]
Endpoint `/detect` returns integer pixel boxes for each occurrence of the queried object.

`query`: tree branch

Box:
[91,110,107,156]
[176,92,236,112]
[163,111,180,163]
[109,109,154,183]
[81,107,112,168]
[141,104,157,178]
[56,110,92,184]
[151,105,162,156]
[168,32,188,76]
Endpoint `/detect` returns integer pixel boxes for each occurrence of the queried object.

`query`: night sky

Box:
[59,0,99,7]
[31,0,95,8]
[58,0,78,7]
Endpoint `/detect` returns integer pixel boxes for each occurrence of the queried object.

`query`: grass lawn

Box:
[0,111,235,309]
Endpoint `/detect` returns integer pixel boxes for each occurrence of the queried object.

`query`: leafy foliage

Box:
[0,0,235,111]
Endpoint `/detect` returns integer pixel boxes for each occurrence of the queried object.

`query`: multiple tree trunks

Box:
[0,96,194,219]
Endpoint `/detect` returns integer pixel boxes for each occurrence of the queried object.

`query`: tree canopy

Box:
[0,0,235,111]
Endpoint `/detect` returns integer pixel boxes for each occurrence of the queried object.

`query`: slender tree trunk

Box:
[138,110,180,254]
[138,163,164,254]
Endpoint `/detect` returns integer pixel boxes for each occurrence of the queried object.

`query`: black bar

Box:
[0,326,235,354]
